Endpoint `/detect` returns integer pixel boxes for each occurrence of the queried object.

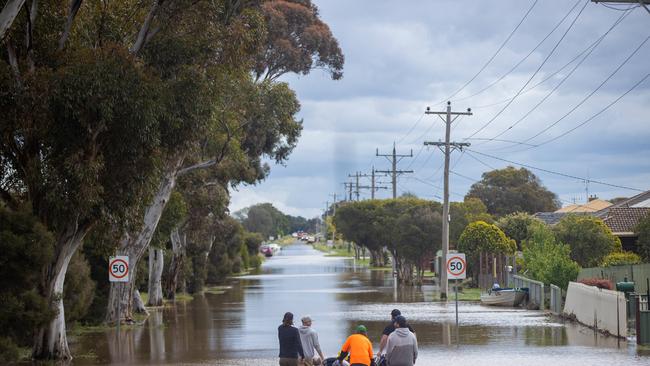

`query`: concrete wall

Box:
[578,263,650,294]
[563,282,627,337]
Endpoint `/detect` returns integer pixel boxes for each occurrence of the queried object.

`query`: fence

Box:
[550,284,562,314]
[563,281,627,338]
[579,263,650,294]
[512,274,545,310]
[636,294,650,345]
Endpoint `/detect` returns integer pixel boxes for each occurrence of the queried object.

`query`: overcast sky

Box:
[229,0,650,218]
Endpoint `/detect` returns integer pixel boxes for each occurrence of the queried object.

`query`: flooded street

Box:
[72,242,650,365]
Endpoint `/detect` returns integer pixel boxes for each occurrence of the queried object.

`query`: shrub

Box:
[522,223,580,290]
[578,277,613,290]
[63,252,96,323]
[600,251,641,267]
[636,213,650,261]
[554,215,622,267]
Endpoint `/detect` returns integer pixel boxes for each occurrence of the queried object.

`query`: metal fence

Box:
[550,284,562,314]
[513,274,545,310]
[579,263,650,294]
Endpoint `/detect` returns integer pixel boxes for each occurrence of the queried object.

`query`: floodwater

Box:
[71,242,650,365]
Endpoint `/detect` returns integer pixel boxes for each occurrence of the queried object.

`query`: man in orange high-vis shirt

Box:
[336,325,375,366]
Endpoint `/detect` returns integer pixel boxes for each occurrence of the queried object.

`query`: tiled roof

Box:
[533,212,567,226]
[608,190,650,209]
[556,199,612,213]
[602,207,650,234]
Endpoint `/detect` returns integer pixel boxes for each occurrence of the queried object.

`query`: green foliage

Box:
[0,336,21,363]
[239,244,250,270]
[522,223,580,290]
[496,212,543,250]
[63,252,96,323]
[458,221,516,281]
[236,202,319,238]
[449,198,492,247]
[554,215,622,268]
[465,167,560,216]
[636,213,650,262]
[0,206,56,358]
[255,0,344,81]
[600,251,642,267]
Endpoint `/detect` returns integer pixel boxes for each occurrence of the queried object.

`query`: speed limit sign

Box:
[446,253,466,280]
[109,256,129,282]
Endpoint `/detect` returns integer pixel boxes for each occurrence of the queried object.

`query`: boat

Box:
[480,287,528,307]
[260,244,274,257]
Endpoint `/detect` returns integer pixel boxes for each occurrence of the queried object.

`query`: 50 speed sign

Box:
[109,256,129,282]
[446,253,466,280]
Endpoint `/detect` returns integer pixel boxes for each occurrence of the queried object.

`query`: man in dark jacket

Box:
[278,312,305,366]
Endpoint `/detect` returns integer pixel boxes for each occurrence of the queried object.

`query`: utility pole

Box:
[348,171,376,201]
[343,182,354,201]
[370,167,389,199]
[329,193,337,243]
[424,101,472,300]
[376,143,414,199]
[590,1,650,13]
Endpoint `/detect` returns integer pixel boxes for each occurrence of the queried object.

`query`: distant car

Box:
[307,236,315,243]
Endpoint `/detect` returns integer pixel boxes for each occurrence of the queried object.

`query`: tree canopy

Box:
[636,213,650,262]
[465,167,560,216]
[554,215,622,268]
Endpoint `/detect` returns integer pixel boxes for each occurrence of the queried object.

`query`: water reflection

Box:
[70,242,650,365]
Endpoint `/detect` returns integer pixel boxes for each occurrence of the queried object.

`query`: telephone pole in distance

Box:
[376,143,414,199]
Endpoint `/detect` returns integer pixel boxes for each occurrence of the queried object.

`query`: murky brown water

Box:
[71,242,650,365]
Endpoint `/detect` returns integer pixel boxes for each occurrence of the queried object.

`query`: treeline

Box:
[0,0,343,361]
[234,203,321,239]
[333,167,644,290]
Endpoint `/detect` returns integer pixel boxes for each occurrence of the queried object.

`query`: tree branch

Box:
[0,0,26,41]
[130,0,164,55]
[6,39,21,81]
[177,159,217,176]
[58,0,83,51]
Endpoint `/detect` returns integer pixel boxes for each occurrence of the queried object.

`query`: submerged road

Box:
[71,242,650,365]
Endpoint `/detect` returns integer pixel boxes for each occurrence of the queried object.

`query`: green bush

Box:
[0,336,21,363]
[239,244,250,270]
[0,206,56,361]
[522,223,580,290]
[63,252,96,323]
[600,251,641,267]
[554,215,622,267]
[636,213,650,261]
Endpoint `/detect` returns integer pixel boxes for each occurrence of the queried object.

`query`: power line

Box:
[434,0,540,105]
[481,8,633,144]
[453,0,583,103]
[518,35,649,145]
[532,72,650,148]
[396,112,426,144]
[465,0,589,140]
[466,148,645,192]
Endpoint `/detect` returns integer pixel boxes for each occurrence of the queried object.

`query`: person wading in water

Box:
[278,312,305,366]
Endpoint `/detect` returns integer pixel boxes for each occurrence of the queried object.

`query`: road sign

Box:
[109,256,129,282]
[446,253,466,280]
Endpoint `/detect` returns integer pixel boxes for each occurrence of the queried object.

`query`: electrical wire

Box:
[519,35,650,145]
[466,148,645,192]
[464,0,589,140]
[396,112,425,144]
[433,0,540,105]
[453,0,583,103]
[481,8,633,144]
[531,72,650,148]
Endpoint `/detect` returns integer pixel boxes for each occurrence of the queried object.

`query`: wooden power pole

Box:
[376,143,414,199]
[424,101,472,300]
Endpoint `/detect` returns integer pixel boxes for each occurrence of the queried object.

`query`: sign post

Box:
[109,256,129,337]
[446,253,466,346]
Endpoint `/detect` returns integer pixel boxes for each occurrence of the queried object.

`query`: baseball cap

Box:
[391,309,401,318]
[356,324,367,333]
[395,315,407,328]
[301,315,312,323]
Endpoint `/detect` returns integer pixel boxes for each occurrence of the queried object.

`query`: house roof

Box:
[533,212,568,226]
[608,190,650,209]
[555,199,612,213]
[602,207,650,234]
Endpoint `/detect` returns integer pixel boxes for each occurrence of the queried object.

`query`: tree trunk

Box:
[147,247,164,306]
[133,289,148,315]
[105,157,183,324]
[165,227,185,300]
[32,223,88,360]
[0,0,26,40]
